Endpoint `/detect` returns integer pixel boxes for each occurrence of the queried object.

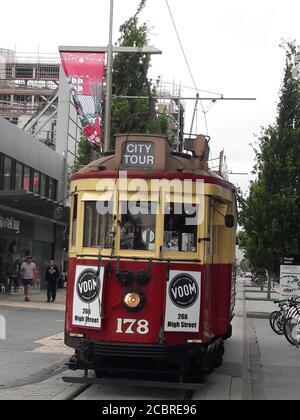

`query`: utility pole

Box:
[104,0,114,153]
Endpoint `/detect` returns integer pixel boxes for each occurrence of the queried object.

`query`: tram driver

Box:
[120,218,135,250]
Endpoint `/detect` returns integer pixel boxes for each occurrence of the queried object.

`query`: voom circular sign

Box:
[76,268,100,304]
[169,273,199,309]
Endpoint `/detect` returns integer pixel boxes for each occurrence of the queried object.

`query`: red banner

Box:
[60,52,105,146]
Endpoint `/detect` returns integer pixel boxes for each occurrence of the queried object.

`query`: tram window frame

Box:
[83,201,113,249]
[118,194,159,253]
[162,193,202,256]
[71,194,78,247]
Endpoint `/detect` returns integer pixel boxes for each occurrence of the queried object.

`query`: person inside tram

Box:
[120,218,135,250]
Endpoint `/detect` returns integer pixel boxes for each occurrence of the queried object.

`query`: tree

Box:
[110,0,169,146]
[73,133,98,172]
[240,258,250,273]
[239,41,300,275]
[73,0,171,168]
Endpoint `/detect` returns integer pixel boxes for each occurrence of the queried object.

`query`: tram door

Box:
[203,197,215,339]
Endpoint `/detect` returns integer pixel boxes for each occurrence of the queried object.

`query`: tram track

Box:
[65,375,203,400]
[70,384,196,401]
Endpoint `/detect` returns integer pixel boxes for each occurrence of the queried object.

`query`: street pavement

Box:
[0,279,300,399]
[0,289,77,400]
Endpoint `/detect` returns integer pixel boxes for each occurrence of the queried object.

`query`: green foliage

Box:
[73,0,173,164]
[73,134,94,173]
[239,258,250,273]
[239,41,300,274]
[110,0,167,146]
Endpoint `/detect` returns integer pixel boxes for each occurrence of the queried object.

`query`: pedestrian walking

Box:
[20,256,36,302]
[45,260,60,303]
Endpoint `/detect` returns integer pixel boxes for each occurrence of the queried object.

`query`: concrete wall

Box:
[0,117,66,201]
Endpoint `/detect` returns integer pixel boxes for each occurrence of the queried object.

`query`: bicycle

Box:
[283,303,300,347]
[269,297,300,335]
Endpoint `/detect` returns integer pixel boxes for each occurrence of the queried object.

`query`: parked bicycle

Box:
[269,297,300,336]
[283,305,300,347]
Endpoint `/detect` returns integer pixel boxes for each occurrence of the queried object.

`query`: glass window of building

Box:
[15,162,23,190]
[119,201,157,251]
[33,171,40,193]
[40,174,46,197]
[3,157,12,191]
[83,202,113,249]
[163,203,198,253]
[48,178,57,200]
[23,166,31,191]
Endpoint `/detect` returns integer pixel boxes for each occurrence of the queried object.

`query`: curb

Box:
[245,297,275,303]
[246,312,270,319]
[51,383,90,400]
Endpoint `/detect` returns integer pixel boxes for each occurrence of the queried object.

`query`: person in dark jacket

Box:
[45,260,60,303]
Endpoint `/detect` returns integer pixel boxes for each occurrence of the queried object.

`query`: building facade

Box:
[0,117,68,290]
[0,48,59,148]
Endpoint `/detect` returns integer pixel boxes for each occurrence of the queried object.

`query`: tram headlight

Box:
[117,270,134,287]
[123,288,145,312]
[136,271,151,286]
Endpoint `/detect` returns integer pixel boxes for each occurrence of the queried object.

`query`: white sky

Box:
[2,0,300,193]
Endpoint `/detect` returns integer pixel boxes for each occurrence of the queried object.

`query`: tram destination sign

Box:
[122,142,155,169]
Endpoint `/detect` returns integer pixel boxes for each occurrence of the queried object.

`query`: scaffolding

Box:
[0,48,59,148]
[155,79,185,149]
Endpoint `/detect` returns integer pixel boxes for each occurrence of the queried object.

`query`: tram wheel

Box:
[95,370,105,378]
[214,344,224,368]
[202,350,215,374]
[223,324,232,340]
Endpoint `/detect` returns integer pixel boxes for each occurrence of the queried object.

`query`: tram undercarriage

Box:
[63,332,227,387]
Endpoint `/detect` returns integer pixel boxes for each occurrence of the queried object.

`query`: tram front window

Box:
[120,202,157,251]
[164,203,198,253]
[83,202,113,248]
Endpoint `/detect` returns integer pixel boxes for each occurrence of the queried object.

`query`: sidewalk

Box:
[0,288,66,311]
[244,281,280,319]
[243,278,300,400]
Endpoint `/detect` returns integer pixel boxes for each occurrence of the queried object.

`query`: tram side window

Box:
[119,201,157,251]
[83,202,113,249]
[71,195,78,247]
[163,203,198,253]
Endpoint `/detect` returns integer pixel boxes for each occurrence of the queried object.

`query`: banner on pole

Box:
[60,52,105,146]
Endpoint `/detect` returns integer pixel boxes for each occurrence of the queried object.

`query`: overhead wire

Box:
[165,0,210,135]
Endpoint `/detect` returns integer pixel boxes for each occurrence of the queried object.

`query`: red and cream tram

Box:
[64,133,237,380]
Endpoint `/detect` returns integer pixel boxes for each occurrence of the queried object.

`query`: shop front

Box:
[0,208,65,291]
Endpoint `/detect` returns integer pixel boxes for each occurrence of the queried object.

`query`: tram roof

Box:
[71,134,235,191]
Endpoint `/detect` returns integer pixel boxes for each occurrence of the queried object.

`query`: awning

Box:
[0,190,69,225]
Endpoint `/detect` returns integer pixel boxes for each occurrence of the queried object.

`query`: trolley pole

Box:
[104,0,114,153]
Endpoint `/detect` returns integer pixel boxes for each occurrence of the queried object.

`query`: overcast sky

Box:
[2,0,300,193]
